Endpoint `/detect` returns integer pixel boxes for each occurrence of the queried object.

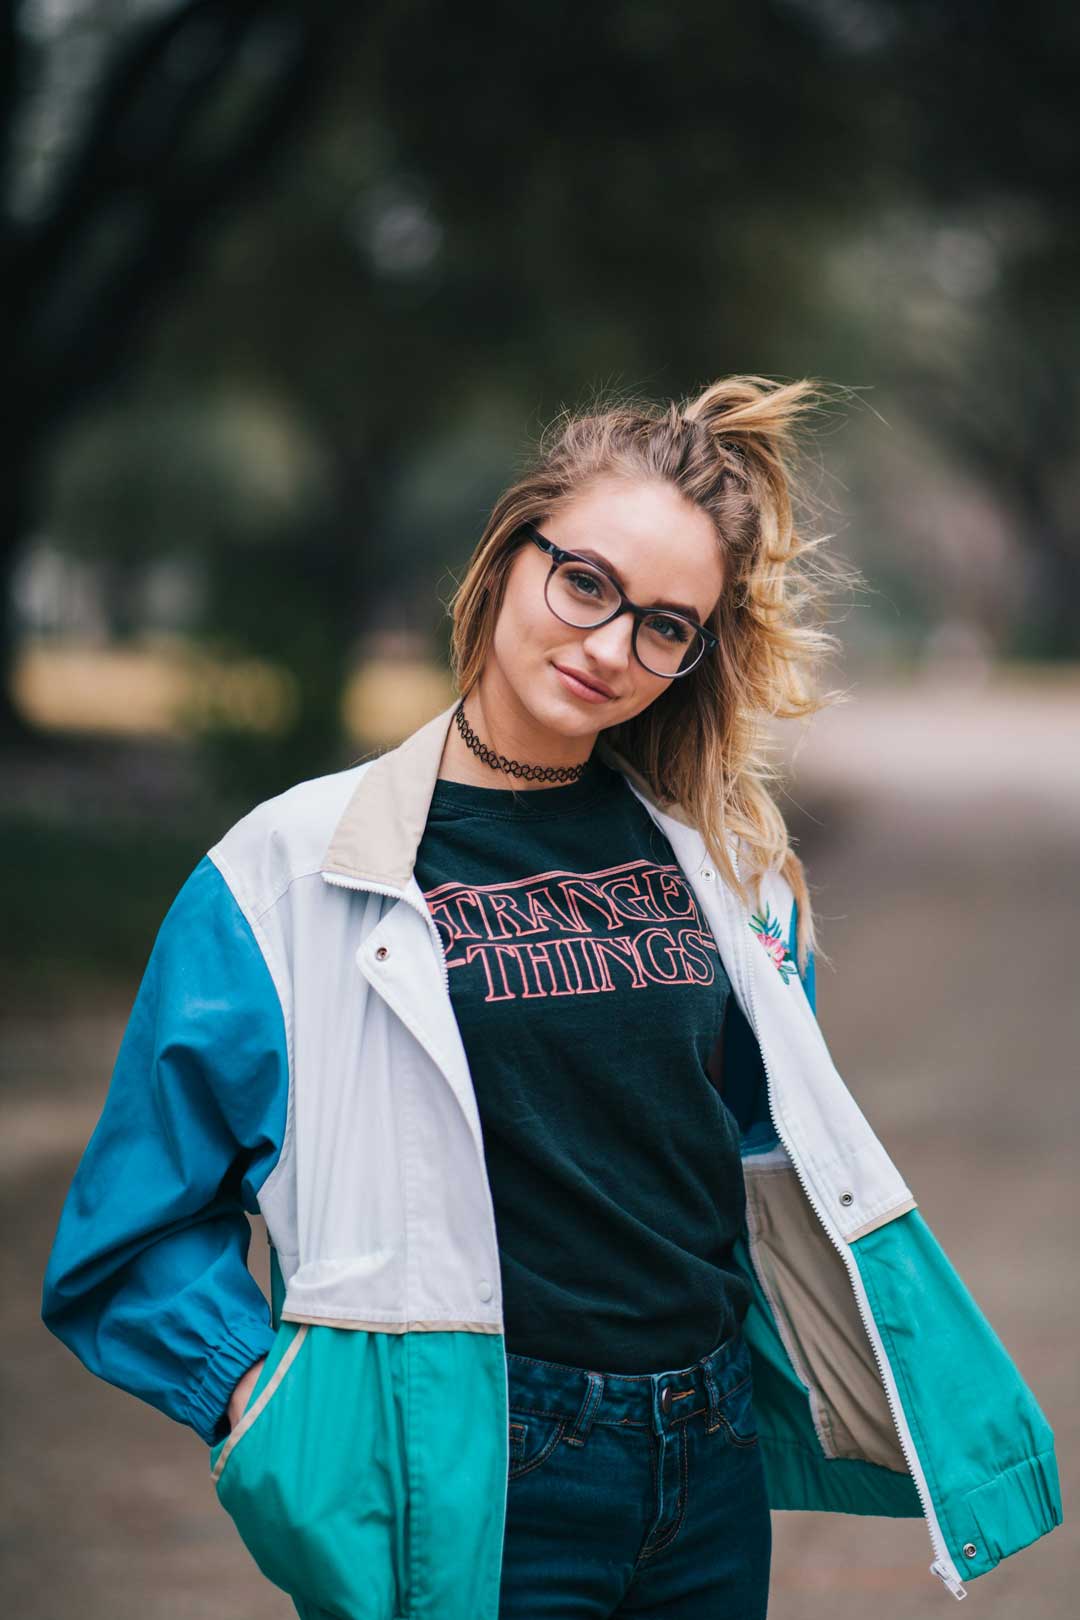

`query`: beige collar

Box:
[320,698,697,890]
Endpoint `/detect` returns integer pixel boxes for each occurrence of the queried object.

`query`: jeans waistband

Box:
[504,1328,752,1444]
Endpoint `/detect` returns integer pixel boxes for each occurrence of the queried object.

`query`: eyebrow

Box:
[571,548,706,623]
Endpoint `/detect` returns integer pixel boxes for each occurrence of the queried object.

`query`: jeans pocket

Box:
[507,1408,567,1482]
[714,1370,760,1447]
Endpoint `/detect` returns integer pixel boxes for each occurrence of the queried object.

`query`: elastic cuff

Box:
[186,1318,276,1446]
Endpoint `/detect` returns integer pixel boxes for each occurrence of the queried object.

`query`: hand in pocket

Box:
[227,1354,267,1435]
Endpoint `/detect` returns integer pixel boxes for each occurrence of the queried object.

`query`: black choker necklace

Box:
[454,699,588,784]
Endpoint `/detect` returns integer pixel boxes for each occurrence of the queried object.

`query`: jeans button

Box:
[659,1385,672,1415]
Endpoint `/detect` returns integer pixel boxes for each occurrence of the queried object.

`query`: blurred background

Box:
[3,1,1077,1614]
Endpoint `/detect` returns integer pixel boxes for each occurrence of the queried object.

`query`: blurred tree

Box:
[4,0,1079,788]
[2,0,338,741]
[125,0,895,783]
[809,0,1080,656]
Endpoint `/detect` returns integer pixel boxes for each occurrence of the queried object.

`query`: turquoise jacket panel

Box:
[852,1212,1062,1578]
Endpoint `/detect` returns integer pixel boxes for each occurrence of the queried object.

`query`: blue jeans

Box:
[498,1326,771,1618]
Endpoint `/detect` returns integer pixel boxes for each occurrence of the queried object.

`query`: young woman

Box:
[42,377,1060,1620]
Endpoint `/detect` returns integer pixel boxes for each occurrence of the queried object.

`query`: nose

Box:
[580,612,635,669]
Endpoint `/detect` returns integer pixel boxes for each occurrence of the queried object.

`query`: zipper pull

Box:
[930,1559,968,1600]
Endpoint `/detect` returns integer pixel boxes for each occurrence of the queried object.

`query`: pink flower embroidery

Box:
[749,904,798,985]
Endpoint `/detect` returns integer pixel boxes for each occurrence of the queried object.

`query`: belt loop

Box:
[564,1370,605,1447]
[701,1354,722,1434]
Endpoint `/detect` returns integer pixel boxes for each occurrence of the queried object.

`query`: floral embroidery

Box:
[749,903,798,984]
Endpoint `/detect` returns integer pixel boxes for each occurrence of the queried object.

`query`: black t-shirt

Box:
[413,748,752,1373]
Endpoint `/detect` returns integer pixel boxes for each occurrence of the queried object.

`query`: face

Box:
[488,477,725,740]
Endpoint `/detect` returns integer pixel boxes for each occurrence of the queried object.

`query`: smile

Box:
[552,664,614,701]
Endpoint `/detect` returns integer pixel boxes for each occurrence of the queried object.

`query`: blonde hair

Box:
[447,374,863,977]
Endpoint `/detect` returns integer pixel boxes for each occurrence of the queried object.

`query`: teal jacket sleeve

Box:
[789,896,816,1015]
[40,855,290,1447]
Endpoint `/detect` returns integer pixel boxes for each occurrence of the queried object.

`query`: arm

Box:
[41,854,290,1447]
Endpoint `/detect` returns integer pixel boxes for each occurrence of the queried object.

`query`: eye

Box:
[644,613,693,644]
[566,569,605,598]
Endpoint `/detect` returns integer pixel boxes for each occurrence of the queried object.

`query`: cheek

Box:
[492,584,549,664]
[498,576,566,657]
[621,679,668,720]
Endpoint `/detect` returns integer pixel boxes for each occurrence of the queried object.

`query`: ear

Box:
[788,897,817,1016]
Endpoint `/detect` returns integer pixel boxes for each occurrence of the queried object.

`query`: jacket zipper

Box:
[322,871,451,995]
[731,847,967,1601]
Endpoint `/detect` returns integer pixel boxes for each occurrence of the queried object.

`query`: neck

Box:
[437,678,597,789]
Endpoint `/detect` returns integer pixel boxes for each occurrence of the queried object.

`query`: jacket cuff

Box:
[186,1319,276,1447]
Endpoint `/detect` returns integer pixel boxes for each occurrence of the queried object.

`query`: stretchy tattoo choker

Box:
[454,699,588,784]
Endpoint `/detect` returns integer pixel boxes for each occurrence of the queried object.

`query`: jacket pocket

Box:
[210,1320,309,1488]
[212,1321,413,1619]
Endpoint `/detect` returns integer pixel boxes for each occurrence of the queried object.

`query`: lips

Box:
[554,663,614,698]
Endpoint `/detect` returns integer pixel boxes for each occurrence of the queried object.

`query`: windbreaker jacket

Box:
[42,698,1062,1619]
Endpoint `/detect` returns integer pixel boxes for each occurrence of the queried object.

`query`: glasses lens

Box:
[546,558,705,678]
[636,613,705,677]
[547,559,621,627]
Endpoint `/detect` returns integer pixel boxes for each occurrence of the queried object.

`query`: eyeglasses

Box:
[519,520,720,679]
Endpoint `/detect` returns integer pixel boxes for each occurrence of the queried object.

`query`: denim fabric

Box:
[499,1328,771,1618]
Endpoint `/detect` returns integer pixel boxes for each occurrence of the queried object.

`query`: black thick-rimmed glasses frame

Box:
[518,520,720,679]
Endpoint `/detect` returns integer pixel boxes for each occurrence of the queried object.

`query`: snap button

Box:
[477,1279,493,1302]
[962,1542,978,1559]
[701,869,715,880]
[659,1385,672,1415]
[839,1191,854,1207]
[375,945,389,961]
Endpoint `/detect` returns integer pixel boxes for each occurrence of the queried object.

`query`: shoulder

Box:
[208,758,379,920]
[749,862,796,942]
[742,855,816,1007]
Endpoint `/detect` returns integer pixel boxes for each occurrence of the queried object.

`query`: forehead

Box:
[552,479,724,616]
